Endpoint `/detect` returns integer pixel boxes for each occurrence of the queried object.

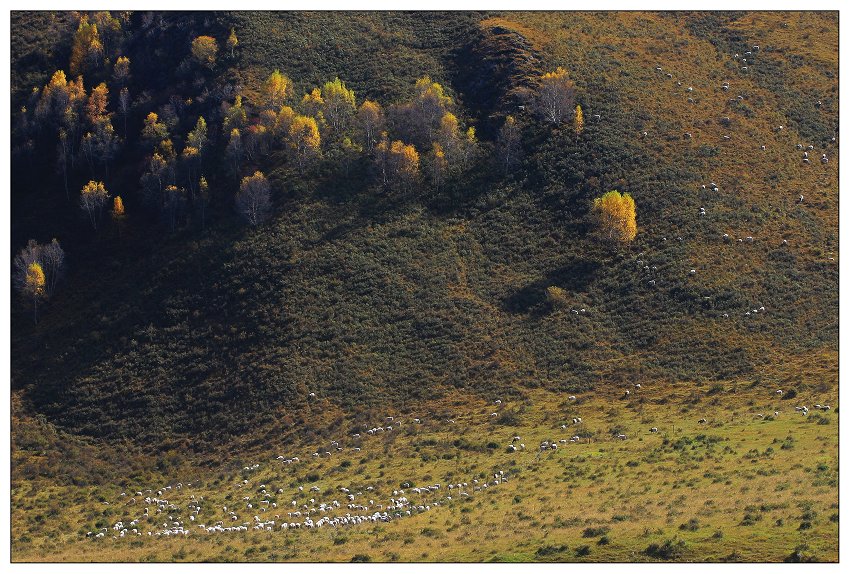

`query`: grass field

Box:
[12,378,837,562]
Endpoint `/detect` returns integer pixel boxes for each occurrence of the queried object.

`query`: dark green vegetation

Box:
[10,11,838,562]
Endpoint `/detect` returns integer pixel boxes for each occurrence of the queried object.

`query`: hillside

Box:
[9,10,838,563]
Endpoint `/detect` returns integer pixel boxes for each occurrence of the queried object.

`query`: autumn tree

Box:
[226,128,244,173]
[263,70,293,110]
[198,176,210,230]
[288,115,321,172]
[70,15,104,76]
[83,82,119,178]
[496,115,522,174]
[300,88,324,118]
[40,239,66,297]
[113,56,130,87]
[187,116,208,159]
[574,104,584,135]
[141,112,169,151]
[181,146,201,197]
[57,129,71,198]
[427,142,448,190]
[14,239,65,306]
[592,190,637,246]
[140,151,169,206]
[227,28,238,58]
[411,76,452,142]
[375,134,419,191]
[535,67,576,125]
[80,180,109,230]
[118,87,130,136]
[111,196,126,237]
[236,171,272,226]
[191,35,219,69]
[321,77,356,133]
[222,95,247,133]
[437,111,462,163]
[339,136,362,177]
[23,263,46,324]
[356,100,385,149]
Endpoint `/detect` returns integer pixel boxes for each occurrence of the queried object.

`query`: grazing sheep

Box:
[650,427,659,433]
[568,395,576,401]
[698,418,707,424]
[798,195,804,204]
[624,389,631,397]
[617,434,627,440]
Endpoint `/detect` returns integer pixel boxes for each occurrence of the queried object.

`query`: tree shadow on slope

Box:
[502,257,601,316]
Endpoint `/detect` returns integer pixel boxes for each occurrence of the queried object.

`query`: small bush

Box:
[645,538,687,560]
[535,544,568,557]
[582,526,610,537]
[785,544,818,563]
[575,545,591,557]
[350,554,372,562]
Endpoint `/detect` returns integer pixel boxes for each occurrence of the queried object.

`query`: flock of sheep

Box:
[87,373,834,542]
[651,41,833,319]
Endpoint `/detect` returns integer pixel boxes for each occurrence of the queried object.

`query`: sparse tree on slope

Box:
[535,67,576,125]
[236,171,272,226]
[593,190,637,246]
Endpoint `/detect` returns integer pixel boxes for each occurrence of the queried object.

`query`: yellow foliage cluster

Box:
[574,104,584,135]
[191,36,219,68]
[263,70,293,109]
[592,190,637,245]
[25,263,46,298]
[70,15,104,76]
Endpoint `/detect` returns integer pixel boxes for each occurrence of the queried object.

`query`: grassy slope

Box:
[12,380,838,562]
[10,11,838,562]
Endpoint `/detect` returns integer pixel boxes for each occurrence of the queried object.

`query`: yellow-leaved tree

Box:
[574,104,584,135]
[227,28,238,58]
[356,100,385,149]
[593,190,637,246]
[535,67,576,125]
[321,77,356,133]
[80,180,110,230]
[70,15,104,76]
[25,263,46,324]
[191,36,219,69]
[289,115,321,172]
[263,70,293,110]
